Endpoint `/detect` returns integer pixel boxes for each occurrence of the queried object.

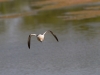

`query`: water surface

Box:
[0,1,100,75]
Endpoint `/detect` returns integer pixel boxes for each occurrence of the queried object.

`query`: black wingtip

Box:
[57,39,59,42]
[28,35,31,49]
[49,30,59,42]
[28,44,30,49]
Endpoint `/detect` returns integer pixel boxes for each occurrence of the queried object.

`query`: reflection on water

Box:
[0,0,100,75]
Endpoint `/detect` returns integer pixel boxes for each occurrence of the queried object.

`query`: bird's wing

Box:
[28,34,36,49]
[49,30,59,42]
[43,30,59,42]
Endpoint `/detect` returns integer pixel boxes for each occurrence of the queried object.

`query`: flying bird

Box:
[28,30,59,49]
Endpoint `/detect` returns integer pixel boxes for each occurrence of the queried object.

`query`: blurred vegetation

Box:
[0,0,100,39]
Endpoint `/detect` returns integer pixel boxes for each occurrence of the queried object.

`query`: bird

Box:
[28,30,59,49]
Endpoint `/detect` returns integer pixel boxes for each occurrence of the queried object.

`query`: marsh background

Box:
[0,0,100,75]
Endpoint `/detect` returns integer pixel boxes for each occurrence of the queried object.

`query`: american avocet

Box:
[28,30,59,49]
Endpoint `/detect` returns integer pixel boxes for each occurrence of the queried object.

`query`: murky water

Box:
[0,0,100,75]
